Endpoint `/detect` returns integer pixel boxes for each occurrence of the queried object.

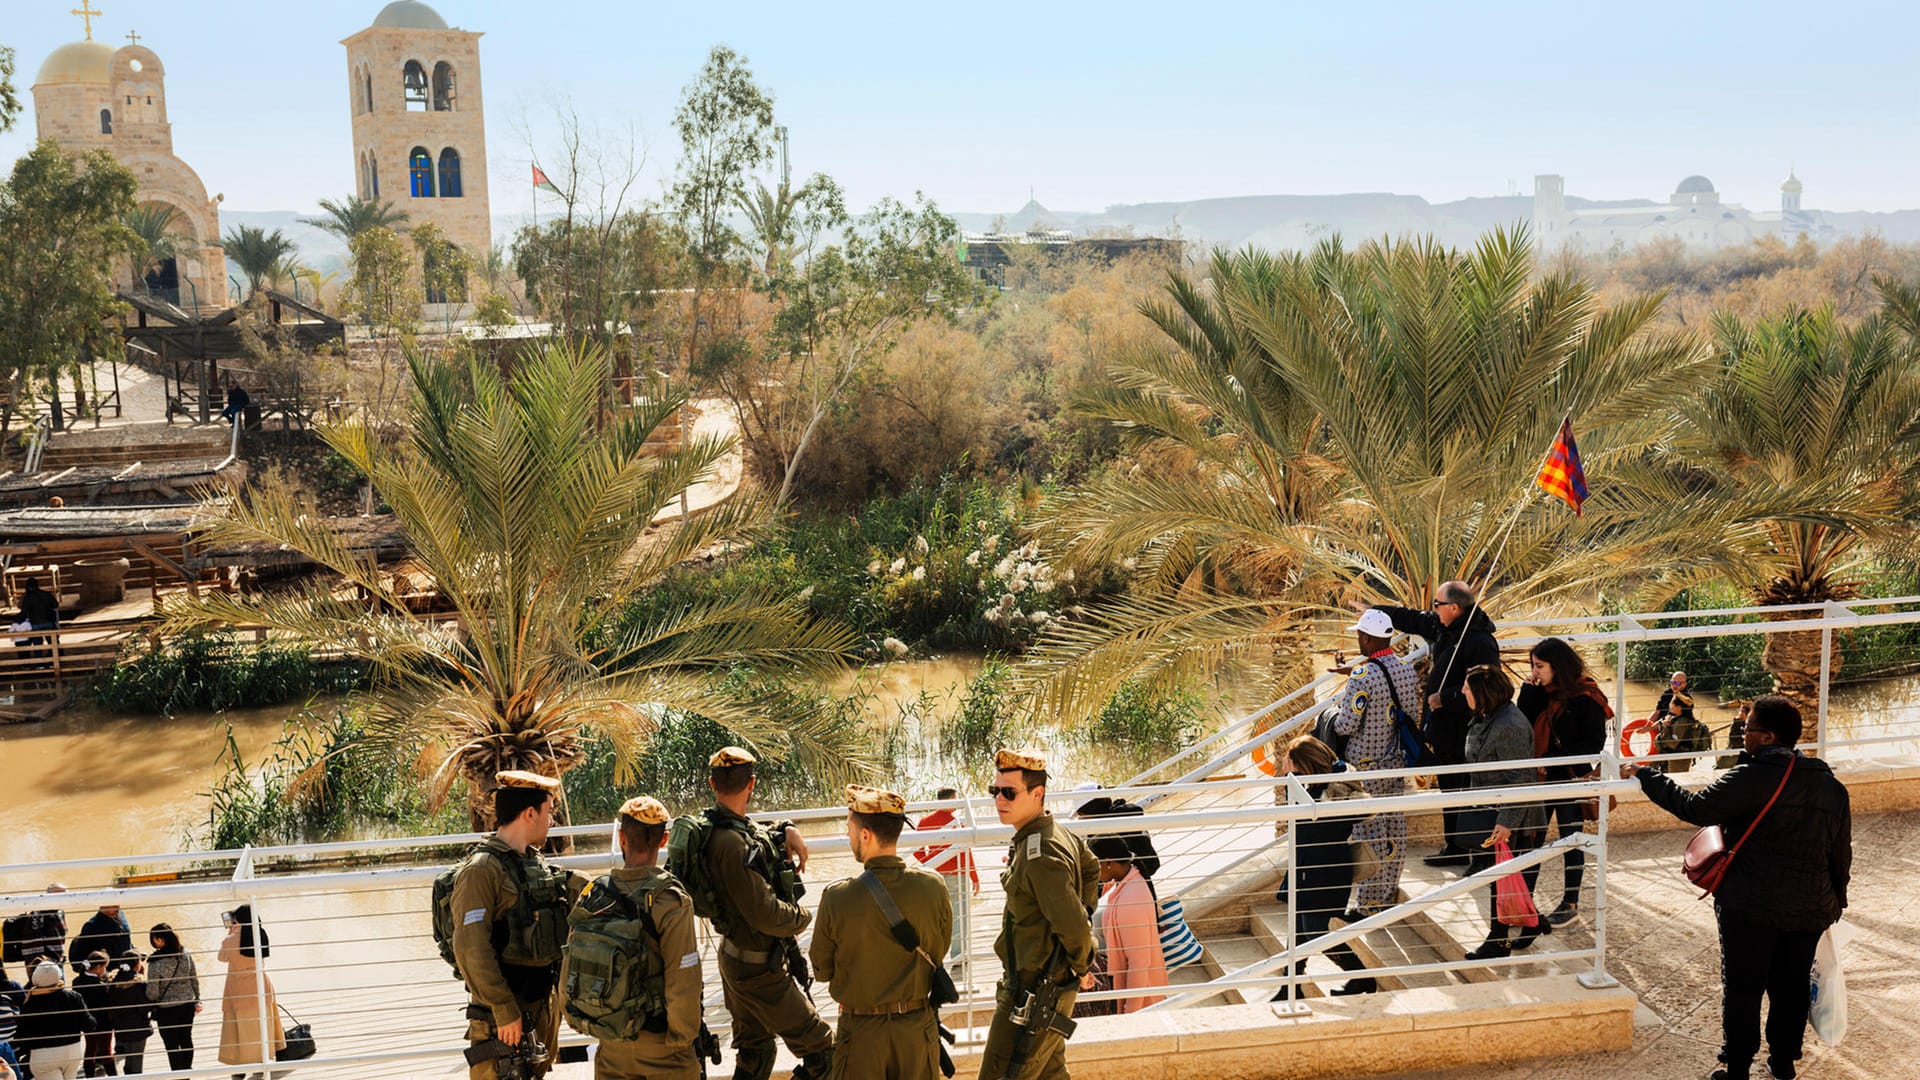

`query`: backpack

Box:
[430,842,570,980]
[666,813,724,929]
[1311,703,1348,762]
[563,874,674,1041]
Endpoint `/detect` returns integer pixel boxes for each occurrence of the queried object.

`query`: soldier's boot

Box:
[730,1043,776,1080]
[789,1049,833,1080]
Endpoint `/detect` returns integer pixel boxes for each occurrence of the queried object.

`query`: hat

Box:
[495,770,560,793]
[845,784,906,816]
[1346,609,1395,638]
[30,961,60,988]
[1089,835,1134,863]
[993,746,1048,773]
[617,795,670,826]
[1067,782,1103,816]
[708,746,757,768]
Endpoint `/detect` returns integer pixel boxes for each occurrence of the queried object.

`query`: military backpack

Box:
[430,841,572,981]
[563,873,679,1041]
[665,809,802,937]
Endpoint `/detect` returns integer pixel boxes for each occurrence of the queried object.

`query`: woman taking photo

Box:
[1516,637,1611,926]
[1460,663,1549,960]
[145,923,201,1071]
[217,906,283,1077]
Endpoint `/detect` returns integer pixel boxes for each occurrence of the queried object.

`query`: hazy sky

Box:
[2,0,1915,218]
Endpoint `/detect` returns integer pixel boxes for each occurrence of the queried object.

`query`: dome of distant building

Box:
[372,1,448,29]
[1675,175,1716,195]
[1782,172,1803,194]
[34,40,114,86]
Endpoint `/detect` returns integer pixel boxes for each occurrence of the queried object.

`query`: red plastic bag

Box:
[1493,840,1540,928]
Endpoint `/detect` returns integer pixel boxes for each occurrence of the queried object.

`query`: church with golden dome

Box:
[30,6,229,312]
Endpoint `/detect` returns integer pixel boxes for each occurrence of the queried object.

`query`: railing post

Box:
[1277,774,1308,1015]
[1579,754,1621,991]
[1816,604,1835,759]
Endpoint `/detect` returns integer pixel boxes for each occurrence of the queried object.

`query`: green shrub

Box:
[91,632,366,716]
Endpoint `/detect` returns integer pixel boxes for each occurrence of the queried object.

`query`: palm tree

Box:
[124,204,185,285]
[300,194,409,243]
[1020,229,1714,719]
[738,178,798,279]
[220,225,297,297]
[163,339,869,828]
[1662,302,1920,717]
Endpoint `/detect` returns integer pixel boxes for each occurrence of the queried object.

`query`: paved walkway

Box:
[1398,811,1914,1080]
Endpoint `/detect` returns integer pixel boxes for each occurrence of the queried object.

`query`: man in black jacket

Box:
[1626,695,1851,1080]
[1371,580,1499,865]
[70,908,131,979]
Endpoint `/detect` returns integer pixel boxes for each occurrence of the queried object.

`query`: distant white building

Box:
[1533,172,1831,252]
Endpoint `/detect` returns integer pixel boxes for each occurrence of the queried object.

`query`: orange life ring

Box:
[1620,718,1658,759]
[1252,741,1279,776]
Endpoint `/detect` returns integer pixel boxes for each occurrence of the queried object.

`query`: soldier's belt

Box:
[842,1000,929,1017]
[719,939,772,965]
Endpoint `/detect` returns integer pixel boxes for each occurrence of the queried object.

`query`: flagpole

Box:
[1433,411,1580,692]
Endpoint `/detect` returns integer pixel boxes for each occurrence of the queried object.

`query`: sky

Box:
[3,0,1917,220]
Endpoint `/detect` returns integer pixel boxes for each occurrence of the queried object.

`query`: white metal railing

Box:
[7,596,1920,1075]
[1,758,1647,1079]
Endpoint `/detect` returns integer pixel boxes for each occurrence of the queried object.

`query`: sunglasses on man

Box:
[986,784,1027,800]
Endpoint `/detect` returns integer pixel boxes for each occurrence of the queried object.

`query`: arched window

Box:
[432,62,456,111]
[403,60,428,111]
[362,66,373,113]
[409,147,434,198]
[371,156,380,197]
[438,148,463,198]
[100,109,112,134]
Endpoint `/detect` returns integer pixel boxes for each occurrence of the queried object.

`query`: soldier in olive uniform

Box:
[451,771,583,1080]
[977,748,1099,1080]
[575,796,705,1080]
[704,747,834,1080]
[811,785,954,1080]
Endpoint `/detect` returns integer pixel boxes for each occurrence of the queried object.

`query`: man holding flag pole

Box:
[1355,416,1589,867]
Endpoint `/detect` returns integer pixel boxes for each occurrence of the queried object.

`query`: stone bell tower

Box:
[342,1,491,282]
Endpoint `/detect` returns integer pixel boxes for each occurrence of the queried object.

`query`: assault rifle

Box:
[695,1023,723,1076]
[463,1031,548,1080]
[996,945,1078,1080]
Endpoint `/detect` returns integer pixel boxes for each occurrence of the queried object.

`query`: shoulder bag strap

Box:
[1377,662,1409,716]
[858,870,939,969]
[1723,753,1797,860]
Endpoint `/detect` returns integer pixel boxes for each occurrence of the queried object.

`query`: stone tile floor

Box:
[1394,810,1916,1080]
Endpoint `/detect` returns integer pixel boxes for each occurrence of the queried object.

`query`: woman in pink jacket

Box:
[1089,835,1168,1013]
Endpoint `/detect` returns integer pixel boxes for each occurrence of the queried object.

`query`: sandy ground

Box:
[1395,813,1915,1080]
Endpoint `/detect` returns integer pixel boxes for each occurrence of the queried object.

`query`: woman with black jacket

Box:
[143,924,200,1071]
[1516,637,1611,926]
[15,962,94,1080]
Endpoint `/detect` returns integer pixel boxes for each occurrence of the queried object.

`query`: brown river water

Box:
[5,654,1916,873]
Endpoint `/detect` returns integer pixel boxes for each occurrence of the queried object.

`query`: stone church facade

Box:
[342,1,491,299]
[31,35,229,313]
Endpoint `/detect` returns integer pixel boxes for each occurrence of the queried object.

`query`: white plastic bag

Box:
[1809,920,1851,1046]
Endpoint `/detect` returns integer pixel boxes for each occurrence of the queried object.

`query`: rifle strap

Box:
[859,871,940,971]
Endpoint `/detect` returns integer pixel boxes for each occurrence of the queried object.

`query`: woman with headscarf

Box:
[216,905,283,1077]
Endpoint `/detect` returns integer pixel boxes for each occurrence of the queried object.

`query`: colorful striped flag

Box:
[1537,418,1588,515]
[532,165,561,195]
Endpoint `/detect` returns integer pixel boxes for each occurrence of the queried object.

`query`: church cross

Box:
[71,1,103,40]
[125,30,141,45]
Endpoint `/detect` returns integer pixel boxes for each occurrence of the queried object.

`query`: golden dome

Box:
[1782,172,1803,194]
[34,40,115,86]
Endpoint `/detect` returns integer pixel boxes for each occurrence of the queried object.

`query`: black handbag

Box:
[277,1003,317,1062]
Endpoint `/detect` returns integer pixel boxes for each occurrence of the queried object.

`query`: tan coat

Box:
[216,929,285,1066]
